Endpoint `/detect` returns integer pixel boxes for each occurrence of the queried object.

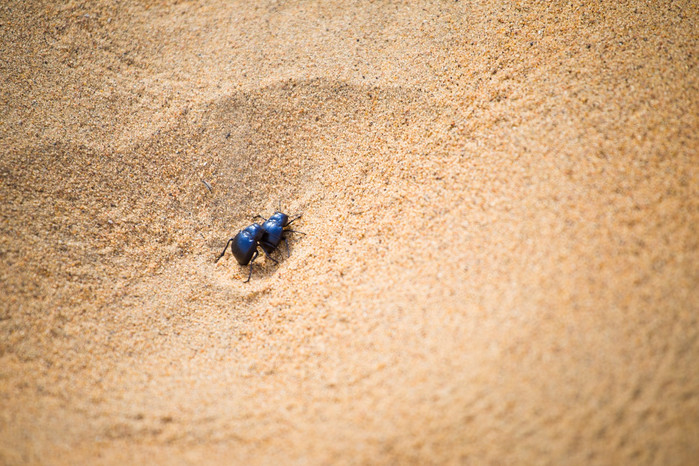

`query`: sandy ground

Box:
[1,0,697,464]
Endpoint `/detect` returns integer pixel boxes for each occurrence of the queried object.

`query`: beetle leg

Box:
[244,250,259,283]
[286,213,302,226]
[259,242,279,263]
[215,238,235,263]
[252,214,267,222]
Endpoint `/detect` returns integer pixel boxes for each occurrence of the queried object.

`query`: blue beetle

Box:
[215,223,277,282]
[256,211,304,257]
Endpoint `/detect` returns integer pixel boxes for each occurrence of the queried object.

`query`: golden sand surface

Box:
[1,1,697,464]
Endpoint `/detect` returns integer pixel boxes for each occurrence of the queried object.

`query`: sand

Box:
[1,0,697,464]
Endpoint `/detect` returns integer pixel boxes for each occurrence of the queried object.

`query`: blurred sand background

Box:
[1,0,697,464]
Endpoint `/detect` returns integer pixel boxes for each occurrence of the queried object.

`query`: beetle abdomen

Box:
[231,224,264,265]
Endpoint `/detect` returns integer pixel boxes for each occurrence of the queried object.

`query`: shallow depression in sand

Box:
[140,78,441,285]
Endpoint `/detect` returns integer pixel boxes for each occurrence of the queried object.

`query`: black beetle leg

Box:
[215,238,235,263]
[244,250,259,283]
[252,214,267,222]
[259,242,279,263]
[286,214,302,226]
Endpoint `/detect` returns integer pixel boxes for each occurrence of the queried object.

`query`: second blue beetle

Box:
[257,211,303,257]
